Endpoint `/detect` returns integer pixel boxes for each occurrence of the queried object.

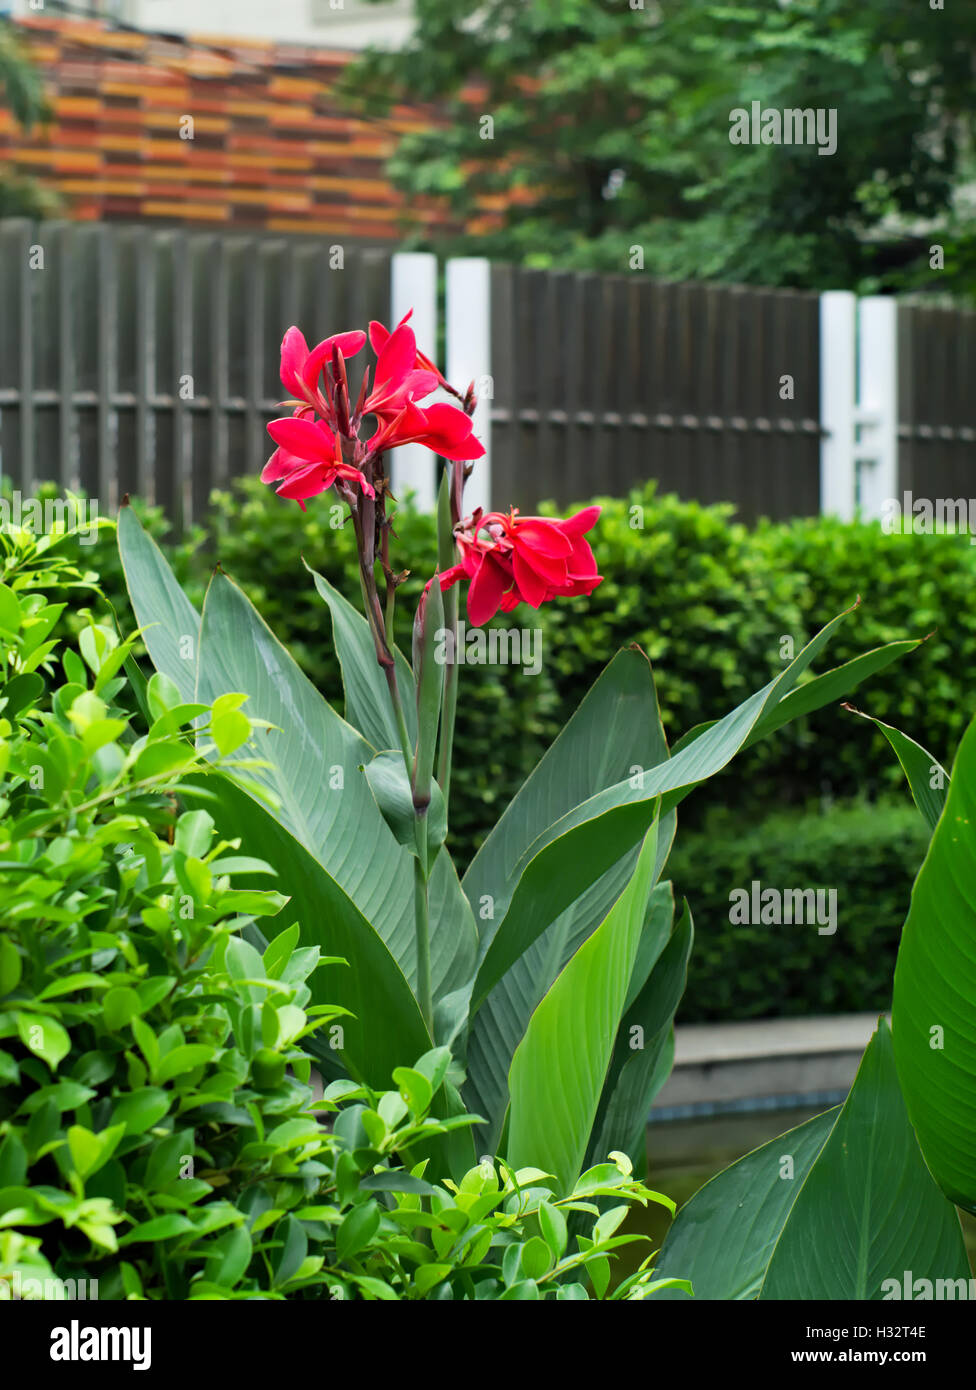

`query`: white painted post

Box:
[446,258,492,516]
[819,290,857,520]
[390,252,438,511]
[855,297,898,521]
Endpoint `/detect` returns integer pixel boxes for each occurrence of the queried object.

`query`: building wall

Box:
[0,13,497,239]
[7,0,415,49]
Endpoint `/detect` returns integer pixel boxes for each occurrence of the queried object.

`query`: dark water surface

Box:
[618,1106,976,1290]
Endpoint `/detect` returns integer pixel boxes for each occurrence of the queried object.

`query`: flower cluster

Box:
[261,312,602,633]
[440,507,603,625]
[262,313,485,508]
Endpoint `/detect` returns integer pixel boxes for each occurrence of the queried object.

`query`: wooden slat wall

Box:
[0,218,392,533]
[897,301,976,499]
[489,264,823,521]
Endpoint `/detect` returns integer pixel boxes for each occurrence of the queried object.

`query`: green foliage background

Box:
[72,477,975,1020]
[344,0,976,298]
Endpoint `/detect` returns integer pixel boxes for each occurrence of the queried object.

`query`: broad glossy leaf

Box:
[464,878,675,1156]
[506,821,660,1191]
[654,1108,838,1300]
[475,606,863,1005]
[844,704,949,833]
[196,570,418,968]
[584,898,693,1172]
[892,715,976,1209]
[462,648,672,1151]
[306,563,416,751]
[761,1021,969,1297]
[117,504,200,701]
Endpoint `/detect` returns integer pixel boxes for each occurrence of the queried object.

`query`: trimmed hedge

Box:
[59,474,976,869]
[668,799,931,1022]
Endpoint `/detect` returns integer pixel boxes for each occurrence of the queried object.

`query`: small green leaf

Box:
[336,1201,381,1261]
[17,1013,70,1071]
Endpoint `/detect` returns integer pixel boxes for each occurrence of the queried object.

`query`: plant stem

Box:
[385,663,414,770]
[413,837,433,1037]
[437,585,459,803]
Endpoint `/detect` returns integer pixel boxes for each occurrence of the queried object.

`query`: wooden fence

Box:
[488,265,823,521]
[0,219,392,532]
[0,218,973,533]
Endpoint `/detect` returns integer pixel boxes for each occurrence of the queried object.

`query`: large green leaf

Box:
[117,503,200,701]
[761,1021,969,1298]
[464,877,674,1156]
[668,635,923,761]
[306,563,416,752]
[506,820,660,1191]
[892,715,976,1210]
[196,570,418,965]
[461,647,672,1151]
[654,1109,839,1299]
[120,511,471,1082]
[427,847,479,1051]
[475,605,877,1005]
[182,774,430,1086]
[844,704,949,833]
[584,898,693,1172]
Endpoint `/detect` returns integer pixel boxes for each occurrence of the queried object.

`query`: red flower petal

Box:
[275,462,337,501]
[302,331,367,389]
[512,549,551,607]
[374,321,417,394]
[279,327,310,395]
[418,403,486,461]
[512,517,573,558]
[467,552,509,626]
[267,416,334,459]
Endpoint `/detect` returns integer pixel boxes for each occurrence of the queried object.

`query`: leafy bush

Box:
[669,798,931,1022]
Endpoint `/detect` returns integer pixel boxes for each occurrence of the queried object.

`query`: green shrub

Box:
[667,798,931,1022]
[40,474,976,892]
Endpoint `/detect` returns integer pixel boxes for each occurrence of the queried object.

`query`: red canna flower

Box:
[369,310,449,391]
[367,399,485,462]
[263,415,375,509]
[440,506,602,626]
[279,326,367,413]
[362,319,439,422]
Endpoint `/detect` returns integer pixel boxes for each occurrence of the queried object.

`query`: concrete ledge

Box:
[652,1012,885,1116]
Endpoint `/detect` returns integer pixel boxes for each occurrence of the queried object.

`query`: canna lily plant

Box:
[118,311,926,1199]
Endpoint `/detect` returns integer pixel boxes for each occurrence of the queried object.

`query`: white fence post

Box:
[390,251,438,511]
[855,296,898,521]
[446,257,492,516]
[819,290,857,520]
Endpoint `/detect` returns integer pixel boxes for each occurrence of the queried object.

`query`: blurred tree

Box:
[0,17,59,217]
[345,0,976,296]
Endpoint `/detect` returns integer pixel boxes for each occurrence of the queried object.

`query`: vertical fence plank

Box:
[446,257,491,515]
[0,221,34,494]
[391,250,437,510]
[56,221,76,491]
[820,290,856,519]
[97,226,118,513]
[489,263,517,514]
